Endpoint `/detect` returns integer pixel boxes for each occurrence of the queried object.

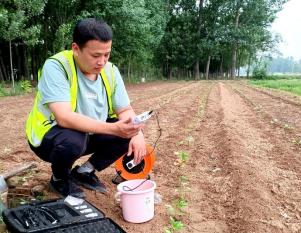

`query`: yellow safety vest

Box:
[26,50,117,147]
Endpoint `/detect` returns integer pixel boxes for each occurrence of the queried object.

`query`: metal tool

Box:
[0,162,37,188]
[0,162,36,211]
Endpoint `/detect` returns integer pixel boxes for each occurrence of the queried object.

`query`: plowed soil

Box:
[0,80,301,233]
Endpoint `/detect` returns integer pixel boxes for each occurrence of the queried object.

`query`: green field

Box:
[250,78,301,96]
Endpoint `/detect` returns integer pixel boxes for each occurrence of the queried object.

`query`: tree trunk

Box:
[14,44,22,81]
[231,8,240,79]
[9,40,15,93]
[31,47,39,81]
[127,58,131,83]
[247,53,252,78]
[237,49,243,78]
[194,0,204,80]
[231,44,237,79]
[220,55,224,78]
[194,60,200,80]
[31,48,35,81]
[0,61,4,82]
[167,65,172,80]
[0,50,8,82]
[22,45,29,80]
[205,55,211,80]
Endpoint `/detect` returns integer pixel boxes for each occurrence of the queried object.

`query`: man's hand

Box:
[112,118,143,139]
[127,131,146,164]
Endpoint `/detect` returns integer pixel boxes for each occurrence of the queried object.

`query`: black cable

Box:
[121,113,161,192]
[151,111,162,153]
[143,110,162,157]
[117,111,162,188]
[38,208,58,224]
[122,176,151,192]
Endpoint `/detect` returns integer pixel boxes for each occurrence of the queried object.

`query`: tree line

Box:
[0,0,287,85]
[267,57,301,74]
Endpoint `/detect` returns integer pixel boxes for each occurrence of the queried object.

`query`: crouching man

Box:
[26,18,146,198]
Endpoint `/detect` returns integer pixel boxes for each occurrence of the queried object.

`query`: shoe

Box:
[49,176,85,198]
[111,173,126,185]
[71,165,107,193]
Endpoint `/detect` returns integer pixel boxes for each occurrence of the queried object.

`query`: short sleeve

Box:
[38,59,71,105]
[112,66,130,110]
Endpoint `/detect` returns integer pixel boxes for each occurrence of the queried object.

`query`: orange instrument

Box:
[114,144,155,180]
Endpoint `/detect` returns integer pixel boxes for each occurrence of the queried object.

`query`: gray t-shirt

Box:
[38,59,130,121]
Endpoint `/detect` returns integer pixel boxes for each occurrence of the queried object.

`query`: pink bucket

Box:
[116,179,156,223]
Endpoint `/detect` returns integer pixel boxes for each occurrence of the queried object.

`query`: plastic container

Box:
[117,179,156,223]
[0,175,8,215]
[2,198,126,233]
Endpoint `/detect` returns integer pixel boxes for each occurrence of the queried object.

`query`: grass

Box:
[0,83,6,97]
[0,80,33,97]
[249,78,301,96]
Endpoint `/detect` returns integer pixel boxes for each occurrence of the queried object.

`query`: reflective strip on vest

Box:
[26,50,116,147]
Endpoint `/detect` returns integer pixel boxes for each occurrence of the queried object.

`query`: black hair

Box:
[73,18,113,48]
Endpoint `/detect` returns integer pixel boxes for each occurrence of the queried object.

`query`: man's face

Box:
[72,40,112,75]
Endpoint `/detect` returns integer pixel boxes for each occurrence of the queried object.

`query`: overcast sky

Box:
[271,0,301,60]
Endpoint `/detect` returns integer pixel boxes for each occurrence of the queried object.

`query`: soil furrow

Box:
[192,82,301,232]
[238,82,301,108]
[128,81,196,104]
[228,83,301,174]
[230,82,301,137]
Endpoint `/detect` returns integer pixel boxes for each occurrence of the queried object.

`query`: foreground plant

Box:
[292,138,301,146]
[164,217,185,233]
[174,198,188,210]
[20,80,32,93]
[174,151,190,166]
[164,151,190,232]
[179,175,188,183]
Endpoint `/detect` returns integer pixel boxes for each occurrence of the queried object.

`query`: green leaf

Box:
[170,217,185,231]
[176,198,188,210]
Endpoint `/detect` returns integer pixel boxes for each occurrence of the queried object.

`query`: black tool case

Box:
[2,198,126,233]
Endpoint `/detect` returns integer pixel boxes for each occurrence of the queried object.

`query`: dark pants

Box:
[29,125,130,179]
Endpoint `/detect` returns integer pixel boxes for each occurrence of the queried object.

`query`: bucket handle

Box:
[122,178,150,191]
